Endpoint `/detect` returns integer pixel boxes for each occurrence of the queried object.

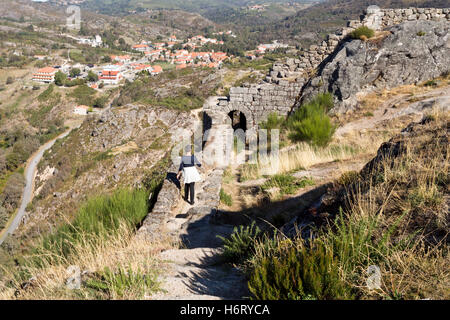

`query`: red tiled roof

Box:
[151,65,163,73]
[36,67,57,74]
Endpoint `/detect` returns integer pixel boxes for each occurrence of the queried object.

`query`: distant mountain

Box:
[80,0,320,16]
[248,0,450,45]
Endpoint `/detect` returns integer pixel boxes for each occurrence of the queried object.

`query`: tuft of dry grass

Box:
[240,142,368,181]
[0,223,175,300]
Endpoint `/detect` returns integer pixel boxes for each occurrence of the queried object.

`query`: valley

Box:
[0,0,448,303]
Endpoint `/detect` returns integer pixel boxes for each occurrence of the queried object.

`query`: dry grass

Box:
[237,109,449,300]
[0,223,175,300]
[240,142,375,181]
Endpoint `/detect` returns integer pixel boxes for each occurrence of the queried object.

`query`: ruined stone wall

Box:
[205,7,450,131]
[361,7,450,31]
[204,82,303,130]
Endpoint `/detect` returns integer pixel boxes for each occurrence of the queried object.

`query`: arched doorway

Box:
[228,110,247,132]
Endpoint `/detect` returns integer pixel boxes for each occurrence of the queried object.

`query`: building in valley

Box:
[32,67,57,83]
[99,65,123,85]
[73,105,90,115]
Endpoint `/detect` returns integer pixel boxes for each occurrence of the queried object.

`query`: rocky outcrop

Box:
[297,20,450,114]
[209,8,450,127]
[20,104,199,237]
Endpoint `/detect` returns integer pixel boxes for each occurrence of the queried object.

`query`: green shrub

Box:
[87,70,99,82]
[350,26,375,40]
[217,222,261,264]
[323,209,408,284]
[93,96,108,108]
[289,113,335,147]
[423,80,438,87]
[259,112,285,130]
[37,188,149,263]
[69,84,96,106]
[287,93,335,147]
[417,31,426,37]
[37,84,54,102]
[5,152,20,171]
[85,266,159,299]
[262,174,314,196]
[220,188,233,206]
[70,68,81,78]
[248,241,352,300]
[54,71,67,86]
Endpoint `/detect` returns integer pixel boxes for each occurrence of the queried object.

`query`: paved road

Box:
[0,128,74,245]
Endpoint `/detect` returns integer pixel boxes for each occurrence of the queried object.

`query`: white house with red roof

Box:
[74,105,90,115]
[32,67,57,83]
[111,55,131,63]
[150,65,163,76]
[99,65,122,85]
[133,44,150,52]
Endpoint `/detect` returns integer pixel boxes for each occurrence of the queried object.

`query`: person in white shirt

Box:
[177,145,202,205]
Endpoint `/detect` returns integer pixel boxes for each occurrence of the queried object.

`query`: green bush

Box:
[350,26,375,40]
[5,152,20,171]
[262,174,314,196]
[37,84,54,102]
[220,188,233,206]
[85,266,158,299]
[259,112,285,130]
[54,71,67,86]
[37,188,149,263]
[248,241,352,300]
[93,96,108,108]
[87,70,99,82]
[217,222,261,264]
[289,112,335,147]
[69,84,96,106]
[287,93,335,147]
[70,68,81,78]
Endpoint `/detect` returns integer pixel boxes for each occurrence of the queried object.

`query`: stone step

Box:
[150,264,248,300]
[158,248,223,267]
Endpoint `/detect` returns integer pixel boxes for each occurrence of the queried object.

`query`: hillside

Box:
[0,3,448,302]
[250,0,450,44]
[80,0,319,15]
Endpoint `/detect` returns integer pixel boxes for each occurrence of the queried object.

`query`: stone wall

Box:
[205,7,449,131]
[358,7,450,31]
[204,82,303,130]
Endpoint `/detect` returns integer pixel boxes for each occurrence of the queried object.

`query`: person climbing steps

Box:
[177,145,202,205]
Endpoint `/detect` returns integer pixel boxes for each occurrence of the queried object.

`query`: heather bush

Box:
[287,93,335,147]
[350,26,375,40]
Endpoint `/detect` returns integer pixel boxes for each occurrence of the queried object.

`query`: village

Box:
[30,31,290,116]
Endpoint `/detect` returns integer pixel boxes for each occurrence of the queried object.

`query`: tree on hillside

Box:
[70,68,81,78]
[0,173,25,212]
[54,71,67,86]
[87,70,98,82]
[0,149,6,173]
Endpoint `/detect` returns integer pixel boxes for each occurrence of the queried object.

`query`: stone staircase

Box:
[148,168,249,300]
[138,119,249,300]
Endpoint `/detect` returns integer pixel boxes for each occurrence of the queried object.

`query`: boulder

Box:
[297,20,450,114]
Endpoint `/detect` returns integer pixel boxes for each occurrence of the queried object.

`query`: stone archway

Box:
[227,110,248,132]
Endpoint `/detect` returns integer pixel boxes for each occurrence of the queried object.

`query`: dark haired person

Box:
[177,145,202,205]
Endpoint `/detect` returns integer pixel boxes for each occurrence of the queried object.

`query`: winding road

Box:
[0,127,75,245]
